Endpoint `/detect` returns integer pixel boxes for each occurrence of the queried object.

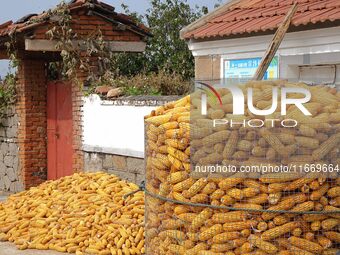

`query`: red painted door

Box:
[47,81,73,180]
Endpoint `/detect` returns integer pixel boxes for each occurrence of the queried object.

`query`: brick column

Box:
[72,82,84,173]
[16,59,47,188]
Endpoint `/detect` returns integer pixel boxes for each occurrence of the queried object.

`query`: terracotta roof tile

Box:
[183,0,340,40]
[0,0,150,40]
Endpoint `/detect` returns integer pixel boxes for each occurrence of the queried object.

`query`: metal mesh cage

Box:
[145,80,340,255]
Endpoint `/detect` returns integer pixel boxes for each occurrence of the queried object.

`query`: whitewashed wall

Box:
[83,95,156,158]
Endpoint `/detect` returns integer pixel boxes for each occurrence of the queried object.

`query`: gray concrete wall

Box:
[0,106,23,192]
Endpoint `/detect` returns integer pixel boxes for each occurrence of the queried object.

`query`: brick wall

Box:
[195,55,221,80]
[1,8,147,190]
[0,106,23,192]
[16,59,47,189]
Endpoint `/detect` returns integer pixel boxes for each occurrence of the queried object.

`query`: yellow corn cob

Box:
[210,189,225,200]
[259,129,289,158]
[174,205,189,215]
[199,224,223,241]
[212,232,240,244]
[159,183,171,197]
[329,196,340,207]
[252,146,267,157]
[159,121,179,131]
[312,133,340,160]
[273,215,289,226]
[183,178,207,198]
[249,235,278,254]
[167,155,183,170]
[328,186,340,198]
[161,219,185,230]
[210,243,234,253]
[239,242,253,253]
[321,218,339,231]
[172,192,190,203]
[317,236,332,249]
[288,245,315,255]
[223,220,258,232]
[266,148,277,160]
[295,136,319,149]
[310,183,330,200]
[243,179,269,193]
[168,244,186,255]
[212,212,248,224]
[324,231,340,243]
[286,201,315,217]
[284,172,319,191]
[172,178,195,192]
[190,193,208,203]
[324,205,340,219]
[159,230,186,240]
[145,114,172,126]
[199,152,223,165]
[288,236,323,254]
[218,177,243,190]
[201,182,216,195]
[226,188,244,200]
[262,198,295,221]
[268,192,281,205]
[246,194,268,205]
[233,203,263,211]
[237,140,253,152]
[232,151,248,160]
[310,221,321,231]
[191,209,212,230]
[281,193,307,204]
[185,243,208,255]
[299,125,317,137]
[220,195,235,206]
[198,251,224,255]
[177,213,197,223]
[261,222,300,241]
[167,171,189,184]
[260,172,302,183]
[177,115,190,123]
[242,187,260,198]
[156,153,172,167]
[292,228,302,237]
[257,222,268,232]
[167,147,189,162]
[276,133,296,145]
[165,138,188,150]
[202,130,231,147]
[165,129,184,139]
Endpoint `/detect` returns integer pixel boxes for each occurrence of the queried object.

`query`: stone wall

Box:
[0,106,23,192]
[84,152,144,184]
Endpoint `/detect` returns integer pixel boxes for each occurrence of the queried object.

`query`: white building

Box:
[181,0,340,85]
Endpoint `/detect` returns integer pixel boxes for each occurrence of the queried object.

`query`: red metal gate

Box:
[47,81,74,180]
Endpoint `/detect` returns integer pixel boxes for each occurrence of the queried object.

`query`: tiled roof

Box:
[0,0,151,39]
[182,0,340,40]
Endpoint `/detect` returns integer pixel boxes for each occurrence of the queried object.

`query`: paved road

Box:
[0,242,68,255]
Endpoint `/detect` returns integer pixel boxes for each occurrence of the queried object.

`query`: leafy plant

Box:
[113,0,209,81]
[0,73,17,119]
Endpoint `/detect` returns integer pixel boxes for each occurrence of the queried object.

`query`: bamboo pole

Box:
[253,2,298,80]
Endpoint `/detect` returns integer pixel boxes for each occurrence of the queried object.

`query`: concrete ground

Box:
[0,242,68,255]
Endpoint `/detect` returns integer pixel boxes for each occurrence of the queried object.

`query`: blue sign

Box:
[224,57,279,80]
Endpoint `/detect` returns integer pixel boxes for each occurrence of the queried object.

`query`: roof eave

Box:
[180,0,241,40]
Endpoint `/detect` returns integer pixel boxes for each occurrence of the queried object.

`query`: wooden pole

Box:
[253,2,298,80]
